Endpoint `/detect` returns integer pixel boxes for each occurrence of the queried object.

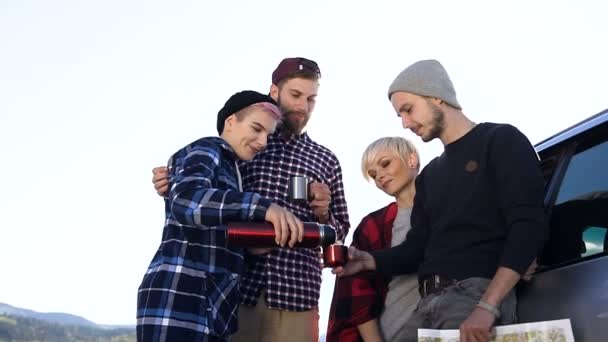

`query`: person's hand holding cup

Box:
[288,175,331,223]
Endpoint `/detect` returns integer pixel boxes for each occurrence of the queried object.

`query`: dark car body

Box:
[517,109,608,341]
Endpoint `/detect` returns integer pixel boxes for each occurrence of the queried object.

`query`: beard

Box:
[277,95,309,135]
[422,104,446,142]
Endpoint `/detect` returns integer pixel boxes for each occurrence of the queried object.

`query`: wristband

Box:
[476,300,501,319]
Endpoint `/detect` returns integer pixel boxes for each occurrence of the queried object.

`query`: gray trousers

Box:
[396,277,518,342]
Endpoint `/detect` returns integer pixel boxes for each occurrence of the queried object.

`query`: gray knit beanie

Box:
[387,59,461,110]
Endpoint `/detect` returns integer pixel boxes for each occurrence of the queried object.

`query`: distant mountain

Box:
[0,314,135,342]
[0,303,96,327]
[0,303,134,341]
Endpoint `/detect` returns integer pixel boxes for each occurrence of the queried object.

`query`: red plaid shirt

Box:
[326,202,398,342]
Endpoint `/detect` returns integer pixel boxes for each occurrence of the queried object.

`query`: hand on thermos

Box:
[227,221,336,249]
[265,204,304,247]
[152,166,170,197]
[309,182,331,223]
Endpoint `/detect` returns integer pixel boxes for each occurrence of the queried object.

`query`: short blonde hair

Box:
[361,137,420,181]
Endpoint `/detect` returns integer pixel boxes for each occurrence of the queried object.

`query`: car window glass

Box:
[540,139,608,266]
[555,140,608,204]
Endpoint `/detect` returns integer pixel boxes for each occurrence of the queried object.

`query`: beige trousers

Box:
[231,292,319,342]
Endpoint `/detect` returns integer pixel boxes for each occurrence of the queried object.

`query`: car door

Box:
[517,120,608,341]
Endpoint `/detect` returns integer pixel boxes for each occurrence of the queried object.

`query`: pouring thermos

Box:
[226,221,336,248]
[226,221,348,267]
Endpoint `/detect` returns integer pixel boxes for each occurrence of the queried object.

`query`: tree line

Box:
[0,314,135,342]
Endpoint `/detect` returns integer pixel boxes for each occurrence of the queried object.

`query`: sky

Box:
[1,0,607,332]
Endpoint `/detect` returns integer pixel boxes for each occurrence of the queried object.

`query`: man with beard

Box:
[332,60,548,342]
[152,57,350,342]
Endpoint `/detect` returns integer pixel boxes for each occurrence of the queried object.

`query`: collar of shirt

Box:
[273,125,311,142]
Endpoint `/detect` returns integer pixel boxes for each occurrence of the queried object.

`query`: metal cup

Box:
[288,176,310,203]
[323,244,348,268]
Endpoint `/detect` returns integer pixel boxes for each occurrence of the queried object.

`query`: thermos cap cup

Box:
[323,244,348,268]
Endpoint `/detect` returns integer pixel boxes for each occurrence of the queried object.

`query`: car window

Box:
[555,140,608,204]
[540,137,608,267]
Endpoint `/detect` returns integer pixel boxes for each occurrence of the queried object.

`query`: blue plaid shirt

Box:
[137,136,271,341]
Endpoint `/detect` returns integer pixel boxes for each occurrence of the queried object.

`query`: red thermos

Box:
[226,221,337,248]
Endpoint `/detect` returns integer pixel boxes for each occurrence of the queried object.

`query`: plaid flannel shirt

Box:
[326,202,397,342]
[137,137,272,341]
[239,128,350,311]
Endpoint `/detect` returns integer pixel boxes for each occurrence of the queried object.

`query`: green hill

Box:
[0,314,135,342]
[0,303,97,328]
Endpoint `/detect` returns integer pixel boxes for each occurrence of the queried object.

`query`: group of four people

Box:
[136,57,548,342]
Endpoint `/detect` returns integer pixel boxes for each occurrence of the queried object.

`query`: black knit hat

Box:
[217,90,278,134]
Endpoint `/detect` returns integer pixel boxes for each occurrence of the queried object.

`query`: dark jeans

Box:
[397,277,517,341]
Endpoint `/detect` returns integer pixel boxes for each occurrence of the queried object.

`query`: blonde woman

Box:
[327,137,421,342]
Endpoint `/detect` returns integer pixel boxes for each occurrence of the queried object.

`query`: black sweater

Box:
[372,123,548,281]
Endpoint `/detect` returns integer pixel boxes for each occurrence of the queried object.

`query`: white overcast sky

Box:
[1,0,607,330]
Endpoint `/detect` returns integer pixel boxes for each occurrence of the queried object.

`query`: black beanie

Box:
[217,90,278,134]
